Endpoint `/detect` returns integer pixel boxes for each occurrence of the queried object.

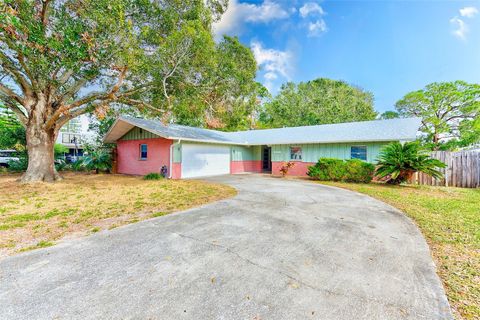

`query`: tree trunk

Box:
[432,132,439,150]
[20,100,61,183]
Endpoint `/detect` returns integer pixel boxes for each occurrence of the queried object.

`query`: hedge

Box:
[307,158,375,183]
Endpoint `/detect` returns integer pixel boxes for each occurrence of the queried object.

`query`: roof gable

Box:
[120,126,160,140]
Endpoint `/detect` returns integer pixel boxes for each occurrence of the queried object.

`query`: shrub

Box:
[375,141,446,184]
[7,155,28,172]
[71,159,86,172]
[55,159,70,171]
[82,150,112,174]
[307,158,346,181]
[344,159,375,183]
[54,143,69,157]
[144,173,163,180]
[307,158,374,183]
[279,161,295,176]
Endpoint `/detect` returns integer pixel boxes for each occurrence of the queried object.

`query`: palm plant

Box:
[82,150,112,174]
[375,142,446,184]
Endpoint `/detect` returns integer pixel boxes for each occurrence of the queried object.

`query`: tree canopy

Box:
[170,36,264,131]
[0,104,25,150]
[395,81,480,150]
[379,111,399,120]
[0,0,262,181]
[259,78,377,128]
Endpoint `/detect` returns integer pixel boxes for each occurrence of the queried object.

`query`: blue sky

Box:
[213,0,480,113]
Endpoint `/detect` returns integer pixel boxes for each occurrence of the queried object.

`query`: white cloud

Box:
[251,41,293,92]
[460,6,478,18]
[299,2,325,18]
[308,19,327,37]
[213,0,291,37]
[450,16,468,40]
[450,6,478,41]
[299,3,327,37]
[243,0,290,23]
[264,72,278,81]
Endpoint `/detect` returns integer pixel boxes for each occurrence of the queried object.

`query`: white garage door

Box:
[181,143,230,178]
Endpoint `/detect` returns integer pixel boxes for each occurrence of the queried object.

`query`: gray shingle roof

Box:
[104,116,421,145]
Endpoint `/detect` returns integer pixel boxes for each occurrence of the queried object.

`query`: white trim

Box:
[102,117,121,143]
[169,139,181,179]
[165,136,249,146]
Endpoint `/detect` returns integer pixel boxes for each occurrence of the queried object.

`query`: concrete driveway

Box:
[0,174,451,320]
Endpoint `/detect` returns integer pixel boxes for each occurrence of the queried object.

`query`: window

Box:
[140,144,148,160]
[290,146,302,160]
[351,146,367,161]
[61,133,82,144]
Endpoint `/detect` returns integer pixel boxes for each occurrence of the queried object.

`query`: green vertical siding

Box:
[271,142,392,163]
[231,145,262,161]
[172,142,182,163]
[120,127,160,140]
[252,145,262,161]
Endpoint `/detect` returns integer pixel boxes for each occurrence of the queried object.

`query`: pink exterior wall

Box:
[171,163,182,179]
[117,138,172,176]
[230,160,262,174]
[272,161,316,177]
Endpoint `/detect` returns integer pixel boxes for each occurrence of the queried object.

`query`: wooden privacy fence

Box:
[410,151,480,188]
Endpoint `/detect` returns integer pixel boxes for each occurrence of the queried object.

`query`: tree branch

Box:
[46,67,129,129]
[0,83,24,105]
[161,38,192,106]
[0,99,28,126]
[41,0,53,26]
[2,37,39,93]
[0,51,33,98]
[117,97,164,113]
[61,77,88,102]
[56,105,91,128]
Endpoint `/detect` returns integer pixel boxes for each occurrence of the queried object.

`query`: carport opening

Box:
[262,145,272,173]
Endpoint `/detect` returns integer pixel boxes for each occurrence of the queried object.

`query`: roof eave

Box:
[167,136,249,145]
[245,137,416,146]
[102,117,121,143]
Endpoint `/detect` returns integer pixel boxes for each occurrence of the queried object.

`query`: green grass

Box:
[151,212,168,218]
[143,173,163,180]
[5,213,41,223]
[0,173,236,258]
[320,181,479,320]
[19,240,55,252]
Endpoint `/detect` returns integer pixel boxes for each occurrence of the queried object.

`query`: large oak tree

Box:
[0,0,253,182]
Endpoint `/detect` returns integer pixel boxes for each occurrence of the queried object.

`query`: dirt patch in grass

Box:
[0,173,236,258]
[319,181,479,320]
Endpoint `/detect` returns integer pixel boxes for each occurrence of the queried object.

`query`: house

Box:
[104,116,422,179]
[56,117,87,162]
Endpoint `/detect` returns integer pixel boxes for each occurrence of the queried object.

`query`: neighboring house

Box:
[104,116,422,179]
[56,118,85,161]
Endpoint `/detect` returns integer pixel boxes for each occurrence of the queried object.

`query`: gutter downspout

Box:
[169,139,181,179]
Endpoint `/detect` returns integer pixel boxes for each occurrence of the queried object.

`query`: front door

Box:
[262,146,271,172]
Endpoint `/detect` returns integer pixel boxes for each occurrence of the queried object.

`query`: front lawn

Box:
[0,173,236,258]
[319,181,479,320]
